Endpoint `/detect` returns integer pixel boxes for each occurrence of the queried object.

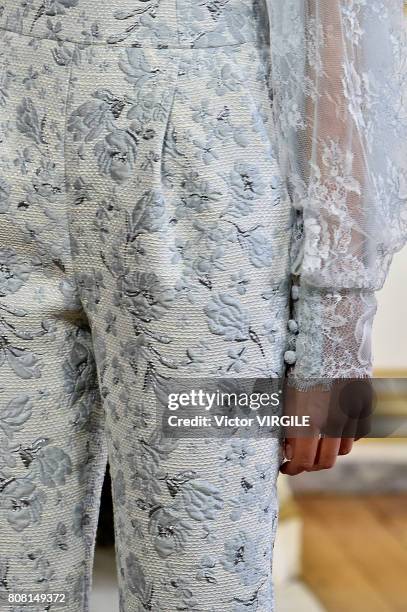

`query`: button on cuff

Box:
[291,285,300,300]
[288,319,299,333]
[284,350,297,365]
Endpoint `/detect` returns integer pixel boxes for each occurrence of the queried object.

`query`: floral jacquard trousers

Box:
[0,2,294,611]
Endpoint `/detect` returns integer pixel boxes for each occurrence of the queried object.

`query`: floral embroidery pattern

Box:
[0,2,289,610]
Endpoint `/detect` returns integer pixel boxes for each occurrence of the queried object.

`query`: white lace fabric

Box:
[267,0,407,389]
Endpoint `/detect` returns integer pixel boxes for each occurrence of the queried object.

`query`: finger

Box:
[353,384,374,440]
[310,437,342,470]
[355,415,372,441]
[280,436,320,476]
[338,437,354,455]
[340,404,358,440]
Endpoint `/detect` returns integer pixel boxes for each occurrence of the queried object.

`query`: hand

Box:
[280,434,353,475]
[279,379,373,476]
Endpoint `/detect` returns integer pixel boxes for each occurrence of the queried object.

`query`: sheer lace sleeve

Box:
[267,0,407,389]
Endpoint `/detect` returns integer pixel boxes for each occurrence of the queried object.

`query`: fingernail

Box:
[285,443,293,460]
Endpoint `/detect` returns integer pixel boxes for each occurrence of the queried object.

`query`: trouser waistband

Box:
[0,0,270,49]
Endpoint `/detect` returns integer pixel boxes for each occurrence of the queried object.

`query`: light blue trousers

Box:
[0,2,293,610]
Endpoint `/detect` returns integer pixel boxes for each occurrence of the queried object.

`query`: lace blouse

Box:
[267,0,407,389]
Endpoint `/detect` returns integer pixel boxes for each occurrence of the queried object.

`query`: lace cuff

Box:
[283,282,378,391]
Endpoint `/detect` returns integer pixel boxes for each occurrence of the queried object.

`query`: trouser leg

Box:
[65,42,292,611]
[0,30,108,612]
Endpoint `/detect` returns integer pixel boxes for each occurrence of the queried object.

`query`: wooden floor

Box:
[295,495,407,612]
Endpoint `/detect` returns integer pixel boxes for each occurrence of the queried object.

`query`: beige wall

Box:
[376,0,407,370]
[373,246,407,371]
